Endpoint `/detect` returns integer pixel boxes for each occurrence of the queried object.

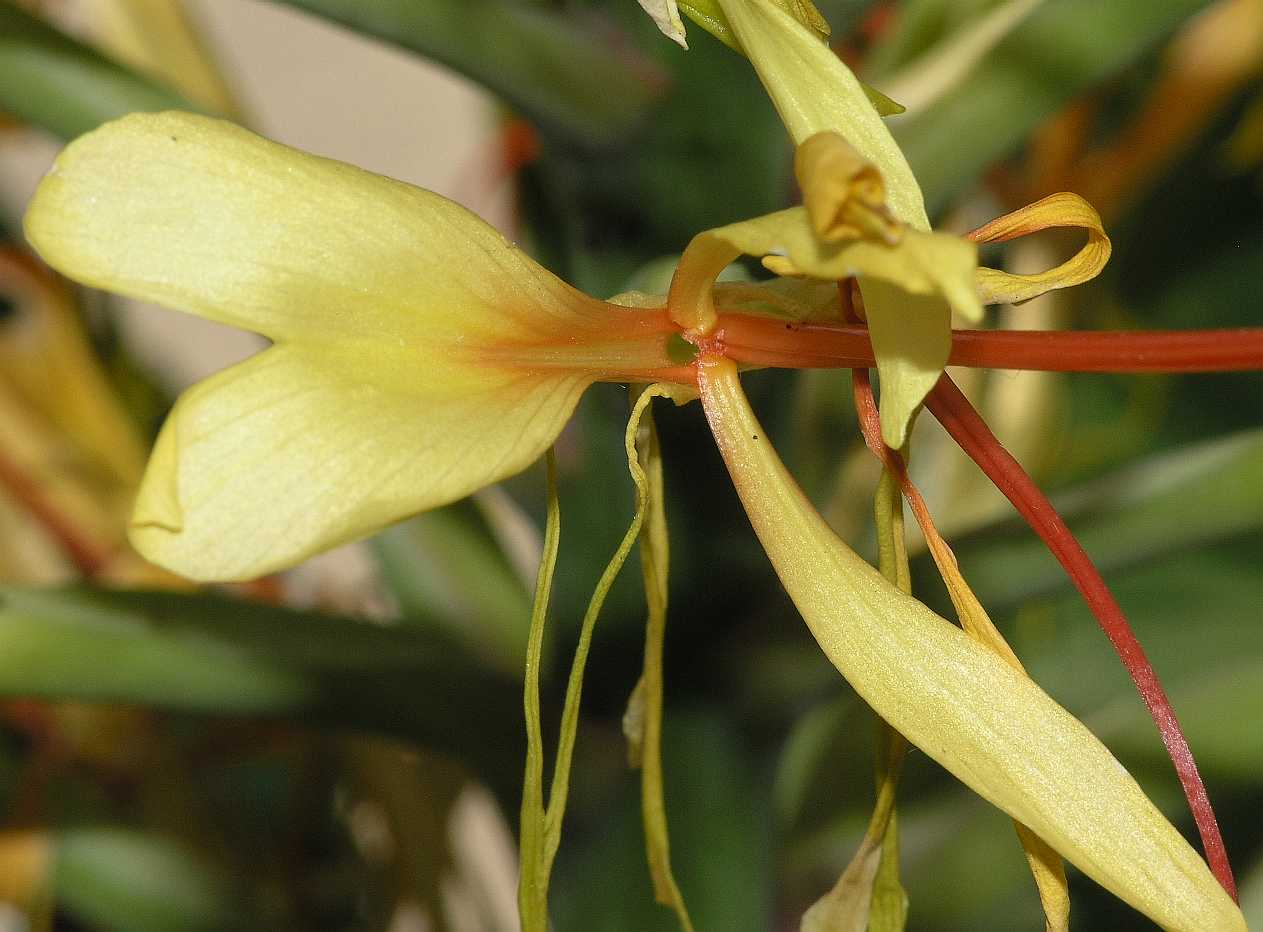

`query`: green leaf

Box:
[951,428,1263,611]
[55,828,237,932]
[553,712,771,932]
[0,1,193,140]
[891,0,1215,212]
[0,587,522,792]
[373,500,533,675]
[267,0,666,146]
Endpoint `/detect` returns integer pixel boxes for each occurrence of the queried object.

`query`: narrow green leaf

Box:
[892,0,1214,211]
[0,587,521,790]
[521,387,670,931]
[374,500,532,675]
[520,450,562,932]
[631,397,694,932]
[952,428,1263,611]
[267,0,666,146]
[54,828,236,932]
[553,712,771,932]
[0,2,193,140]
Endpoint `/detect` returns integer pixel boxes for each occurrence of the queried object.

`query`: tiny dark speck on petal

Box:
[752,434,758,440]
[170,136,178,142]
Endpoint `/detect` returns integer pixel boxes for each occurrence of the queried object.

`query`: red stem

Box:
[924,374,1237,900]
[715,314,1263,374]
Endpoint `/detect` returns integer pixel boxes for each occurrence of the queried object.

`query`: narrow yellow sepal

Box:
[697,356,1245,932]
[675,0,830,53]
[24,112,668,580]
[971,192,1112,305]
[714,0,927,230]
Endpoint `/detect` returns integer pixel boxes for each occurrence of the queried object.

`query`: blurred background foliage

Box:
[0,0,1262,928]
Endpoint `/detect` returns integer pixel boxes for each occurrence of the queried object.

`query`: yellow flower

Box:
[23,112,681,581]
[21,105,1236,929]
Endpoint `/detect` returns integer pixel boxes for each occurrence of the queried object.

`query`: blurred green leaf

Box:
[949,428,1263,611]
[55,827,238,932]
[890,0,1214,212]
[268,0,667,147]
[552,712,770,932]
[0,588,522,790]
[1007,546,1263,749]
[0,1,193,140]
[374,501,532,674]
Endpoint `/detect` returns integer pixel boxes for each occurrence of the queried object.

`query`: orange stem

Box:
[715,314,1263,374]
[924,374,1236,900]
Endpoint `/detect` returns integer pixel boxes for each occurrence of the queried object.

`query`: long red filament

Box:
[715,314,1263,374]
[924,374,1237,900]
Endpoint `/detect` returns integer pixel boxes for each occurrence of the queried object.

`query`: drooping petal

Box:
[130,344,590,581]
[697,355,1244,932]
[23,111,613,349]
[668,192,975,446]
[968,192,1112,305]
[714,0,926,229]
[669,208,978,331]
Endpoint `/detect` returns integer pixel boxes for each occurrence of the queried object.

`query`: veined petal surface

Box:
[697,356,1244,932]
[23,111,611,347]
[131,344,589,581]
[24,112,679,580]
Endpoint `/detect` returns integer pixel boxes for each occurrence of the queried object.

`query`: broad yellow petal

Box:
[131,344,589,582]
[697,356,1244,932]
[714,0,926,229]
[24,112,614,349]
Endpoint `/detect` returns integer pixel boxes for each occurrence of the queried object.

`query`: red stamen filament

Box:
[714,314,1263,374]
[924,375,1237,900]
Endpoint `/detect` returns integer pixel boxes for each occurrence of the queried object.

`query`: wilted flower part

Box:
[696,353,1245,932]
[23,112,680,580]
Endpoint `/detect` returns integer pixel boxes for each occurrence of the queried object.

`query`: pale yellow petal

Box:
[697,356,1244,932]
[670,207,977,330]
[969,193,1112,306]
[130,344,588,582]
[669,205,974,446]
[24,112,611,349]
[860,281,951,449]
[713,0,927,229]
